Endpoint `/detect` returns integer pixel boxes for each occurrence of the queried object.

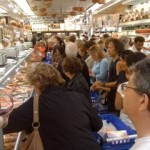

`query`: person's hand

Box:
[116,61,126,75]
[90,73,96,79]
[90,84,101,91]
[93,81,101,87]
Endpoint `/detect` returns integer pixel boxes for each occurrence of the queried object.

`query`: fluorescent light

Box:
[13,8,18,13]
[96,0,123,13]
[14,0,34,14]
[86,0,111,12]
[88,3,103,12]
[8,4,13,8]
[0,7,7,13]
[31,15,38,18]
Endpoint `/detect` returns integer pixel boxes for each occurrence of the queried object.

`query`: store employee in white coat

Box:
[129,36,145,52]
[123,58,150,150]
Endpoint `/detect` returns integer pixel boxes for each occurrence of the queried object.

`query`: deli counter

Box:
[0,44,34,150]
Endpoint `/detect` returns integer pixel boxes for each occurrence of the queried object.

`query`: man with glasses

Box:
[123,58,150,150]
[115,52,146,129]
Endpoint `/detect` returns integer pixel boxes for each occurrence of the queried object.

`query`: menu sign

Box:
[30,17,64,24]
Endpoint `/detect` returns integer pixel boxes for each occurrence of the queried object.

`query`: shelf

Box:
[119,19,150,27]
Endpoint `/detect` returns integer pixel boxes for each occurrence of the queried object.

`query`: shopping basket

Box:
[95,114,137,150]
[90,91,108,114]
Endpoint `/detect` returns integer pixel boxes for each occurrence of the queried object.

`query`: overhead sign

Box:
[29,17,64,24]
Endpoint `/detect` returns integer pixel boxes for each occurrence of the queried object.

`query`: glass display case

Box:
[0,48,33,150]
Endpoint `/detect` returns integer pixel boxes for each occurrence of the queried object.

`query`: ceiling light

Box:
[14,0,34,15]
[31,15,38,18]
[95,0,123,13]
[8,4,13,8]
[0,7,8,13]
[13,8,18,13]
[87,0,111,12]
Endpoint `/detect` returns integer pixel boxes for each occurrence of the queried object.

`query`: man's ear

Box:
[139,93,149,112]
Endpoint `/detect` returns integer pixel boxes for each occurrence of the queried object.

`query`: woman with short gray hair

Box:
[4,63,103,150]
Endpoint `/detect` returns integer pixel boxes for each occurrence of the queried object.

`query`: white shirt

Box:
[65,42,78,57]
[129,45,144,52]
[130,136,150,150]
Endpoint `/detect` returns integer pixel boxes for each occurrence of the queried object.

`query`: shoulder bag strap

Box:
[32,94,40,129]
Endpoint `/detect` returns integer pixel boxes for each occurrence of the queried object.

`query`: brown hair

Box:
[69,35,76,42]
[105,37,113,49]
[88,44,106,60]
[62,56,83,75]
[26,63,65,92]
[76,40,84,49]
[76,40,86,53]
[108,38,125,55]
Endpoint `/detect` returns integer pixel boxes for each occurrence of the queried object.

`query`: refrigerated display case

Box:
[0,48,33,150]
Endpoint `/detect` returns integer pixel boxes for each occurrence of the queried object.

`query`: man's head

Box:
[69,35,76,43]
[2,38,10,48]
[123,58,150,123]
[134,36,145,51]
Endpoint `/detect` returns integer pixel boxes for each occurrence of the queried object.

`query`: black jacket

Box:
[4,86,102,150]
[57,57,91,87]
[67,72,90,102]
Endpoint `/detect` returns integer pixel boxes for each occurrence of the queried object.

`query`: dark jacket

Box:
[77,52,89,61]
[57,57,91,87]
[67,72,90,102]
[4,86,102,150]
[107,58,120,112]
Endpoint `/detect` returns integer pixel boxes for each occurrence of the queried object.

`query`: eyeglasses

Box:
[121,83,143,94]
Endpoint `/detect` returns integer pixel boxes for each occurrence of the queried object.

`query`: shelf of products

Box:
[119,19,150,27]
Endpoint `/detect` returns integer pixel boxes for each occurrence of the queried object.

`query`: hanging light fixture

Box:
[92,0,105,4]
[51,14,57,18]
[70,11,77,16]
[72,0,85,13]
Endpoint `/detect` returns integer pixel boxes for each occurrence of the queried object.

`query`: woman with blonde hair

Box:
[4,63,103,150]
[89,45,108,83]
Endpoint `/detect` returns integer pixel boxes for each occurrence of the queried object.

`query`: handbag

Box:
[20,94,44,150]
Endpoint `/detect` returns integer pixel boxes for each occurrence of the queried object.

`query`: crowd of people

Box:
[2,33,150,149]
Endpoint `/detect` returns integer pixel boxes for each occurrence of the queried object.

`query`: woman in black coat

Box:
[62,56,90,102]
[4,63,102,150]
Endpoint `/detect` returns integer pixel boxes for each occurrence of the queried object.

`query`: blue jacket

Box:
[92,58,108,82]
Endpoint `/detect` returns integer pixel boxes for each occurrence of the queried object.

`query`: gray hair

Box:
[131,58,150,102]
[26,63,65,92]
[119,36,130,50]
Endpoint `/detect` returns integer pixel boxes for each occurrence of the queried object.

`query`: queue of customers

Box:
[3,33,150,150]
